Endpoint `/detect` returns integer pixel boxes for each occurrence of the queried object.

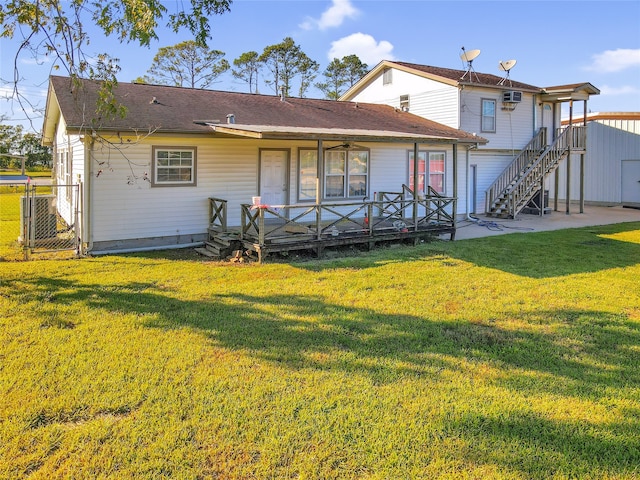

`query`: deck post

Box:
[566,101,573,215]
[258,207,265,246]
[316,203,322,240]
[413,142,419,223]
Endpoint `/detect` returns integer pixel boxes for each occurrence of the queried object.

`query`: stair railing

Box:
[506,126,580,217]
[485,127,547,213]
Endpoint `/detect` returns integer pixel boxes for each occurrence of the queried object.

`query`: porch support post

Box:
[453,143,458,224]
[413,142,419,227]
[554,168,559,212]
[579,102,587,213]
[316,139,323,239]
[566,100,573,215]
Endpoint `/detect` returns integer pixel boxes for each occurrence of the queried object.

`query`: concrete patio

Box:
[453,205,640,240]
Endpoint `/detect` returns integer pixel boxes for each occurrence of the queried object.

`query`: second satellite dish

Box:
[498,59,517,72]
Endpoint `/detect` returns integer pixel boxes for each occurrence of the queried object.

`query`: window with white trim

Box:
[152,147,197,186]
[298,148,369,201]
[481,98,496,133]
[408,150,446,195]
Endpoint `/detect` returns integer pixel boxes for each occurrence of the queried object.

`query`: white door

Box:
[260,150,288,206]
[621,160,640,205]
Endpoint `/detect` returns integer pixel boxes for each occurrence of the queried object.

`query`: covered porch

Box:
[196,111,485,261]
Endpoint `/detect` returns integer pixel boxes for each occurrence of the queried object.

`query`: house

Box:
[42,75,486,257]
[340,60,600,217]
[555,112,640,208]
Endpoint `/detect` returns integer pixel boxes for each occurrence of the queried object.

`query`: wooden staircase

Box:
[195,228,242,259]
[485,126,585,218]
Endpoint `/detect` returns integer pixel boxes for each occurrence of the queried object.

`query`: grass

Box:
[1,223,639,479]
[0,169,52,178]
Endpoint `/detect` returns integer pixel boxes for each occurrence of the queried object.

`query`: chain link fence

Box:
[0,181,79,261]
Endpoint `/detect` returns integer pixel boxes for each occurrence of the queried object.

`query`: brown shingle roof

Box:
[391,61,541,91]
[47,76,484,143]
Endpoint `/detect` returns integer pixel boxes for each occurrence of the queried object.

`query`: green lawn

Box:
[0,169,52,178]
[1,224,639,479]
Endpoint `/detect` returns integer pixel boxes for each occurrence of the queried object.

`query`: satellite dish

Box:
[460,47,481,82]
[460,48,481,63]
[498,59,517,72]
[498,59,517,85]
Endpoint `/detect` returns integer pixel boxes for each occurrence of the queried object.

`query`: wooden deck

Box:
[207,187,457,262]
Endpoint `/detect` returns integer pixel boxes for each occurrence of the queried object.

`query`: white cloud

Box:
[300,0,360,31]
[598,84,640,96]
[328,33,394,65]
[20,56,52,66]
[586,48,640,73]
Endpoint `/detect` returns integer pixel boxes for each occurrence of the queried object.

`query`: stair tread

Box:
[195,247,219,258]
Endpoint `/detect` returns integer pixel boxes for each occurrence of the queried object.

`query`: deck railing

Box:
[208,197,228,231]
[240,192,456,248]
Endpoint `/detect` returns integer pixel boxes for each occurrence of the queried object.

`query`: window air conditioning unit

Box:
[502,91,522,102]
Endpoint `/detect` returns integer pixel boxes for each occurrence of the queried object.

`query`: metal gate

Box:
[0,182,79,260]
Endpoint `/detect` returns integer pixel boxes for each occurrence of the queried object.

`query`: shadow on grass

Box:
[290,222,640,278]
[12,276,639,393]
[8,275,640,476]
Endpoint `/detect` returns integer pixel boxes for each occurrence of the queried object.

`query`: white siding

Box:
[460,87,536,151]
[86,136,466,248]
[348,68,460,128]
[90,136,259,244]
[470,152,515,213]
[52,117,83,225]
[409,89,459,129]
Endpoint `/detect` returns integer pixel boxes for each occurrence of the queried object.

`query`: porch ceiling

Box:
[204,123,486,144]
[540,82,600,103]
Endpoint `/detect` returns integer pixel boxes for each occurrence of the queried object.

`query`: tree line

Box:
[1,0,368,135]
[0,124,52,170]
[134,37,368,100]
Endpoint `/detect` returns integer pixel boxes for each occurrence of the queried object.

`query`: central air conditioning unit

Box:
[502,91,522,103]
[20,195,58,242]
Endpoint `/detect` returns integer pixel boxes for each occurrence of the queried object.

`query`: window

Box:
[383,68,393,85]
[400,94,410,111]
[152,147,197,186]
[298,148,369,201]
[429,152,445,194]
[408,150,446,195]
[481,99,496,132]
[298,149,318,201]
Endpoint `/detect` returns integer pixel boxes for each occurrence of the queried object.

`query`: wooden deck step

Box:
[195,247,219,258]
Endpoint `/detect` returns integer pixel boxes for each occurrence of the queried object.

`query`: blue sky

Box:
[1,0,639,133]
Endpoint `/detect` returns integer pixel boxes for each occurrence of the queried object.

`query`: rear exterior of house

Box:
[340,61,599,217]
[42,76,483,254]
